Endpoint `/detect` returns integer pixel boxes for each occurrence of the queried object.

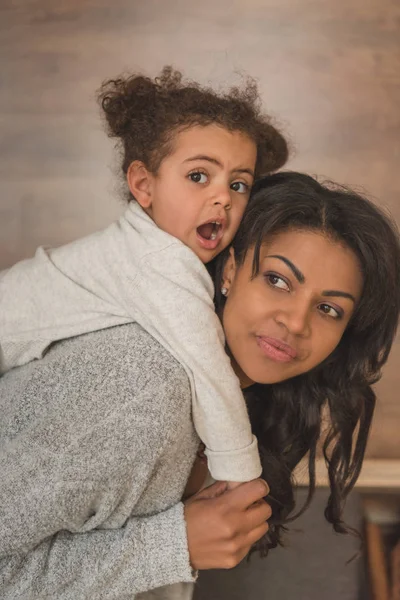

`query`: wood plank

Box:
[0,177,123,268]
[295,459,400,489]
[365,520,390,600]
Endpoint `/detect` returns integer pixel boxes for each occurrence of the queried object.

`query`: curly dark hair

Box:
[98,66,289,199]
[210,171,400,555]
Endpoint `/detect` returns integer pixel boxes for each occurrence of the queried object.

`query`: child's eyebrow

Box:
[183,155,254,177]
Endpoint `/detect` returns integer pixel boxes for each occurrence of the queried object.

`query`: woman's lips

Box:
[256,336,297,363]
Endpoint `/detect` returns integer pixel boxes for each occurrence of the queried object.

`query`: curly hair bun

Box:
[98,66,289,178]
[99,75,158,138]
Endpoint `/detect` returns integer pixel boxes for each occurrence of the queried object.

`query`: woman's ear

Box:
[127,161,154,209]
[221,247,237,295]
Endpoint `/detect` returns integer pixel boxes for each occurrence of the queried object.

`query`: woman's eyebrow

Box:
[268,255,356,302]
[322,290,356,303]
[267,255,305,283]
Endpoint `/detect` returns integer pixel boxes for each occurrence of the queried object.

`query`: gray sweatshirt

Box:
[0,201,261,482]
[0,323,200,599]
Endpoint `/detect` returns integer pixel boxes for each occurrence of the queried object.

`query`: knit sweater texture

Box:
[0,324,200,599]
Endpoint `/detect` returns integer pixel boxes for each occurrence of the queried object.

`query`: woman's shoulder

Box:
[54,323,191,395]
[56,322,188,378]
[0,324,192,431]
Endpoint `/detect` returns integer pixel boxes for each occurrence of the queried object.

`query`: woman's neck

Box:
[229,353,255,389]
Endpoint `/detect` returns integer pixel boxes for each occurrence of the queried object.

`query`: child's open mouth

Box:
[196,220,224,250]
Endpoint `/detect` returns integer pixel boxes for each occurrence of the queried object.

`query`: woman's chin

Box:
[241,363,298,386]
[232,355,301,387]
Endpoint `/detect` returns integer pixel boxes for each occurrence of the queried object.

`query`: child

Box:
[0,66,288,484]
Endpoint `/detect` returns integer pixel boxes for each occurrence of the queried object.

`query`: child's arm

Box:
[135,242,262,482]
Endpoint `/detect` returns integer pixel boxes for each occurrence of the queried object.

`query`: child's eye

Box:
[230,181,249,194]
[264,273,290,292]
[188,171,208,184]
[318,303,343,320]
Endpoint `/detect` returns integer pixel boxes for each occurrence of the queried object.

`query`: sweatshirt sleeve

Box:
[134,242,262,482]
[0,369,195,598]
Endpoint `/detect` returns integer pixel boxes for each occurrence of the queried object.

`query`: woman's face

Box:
[221,230,363,387]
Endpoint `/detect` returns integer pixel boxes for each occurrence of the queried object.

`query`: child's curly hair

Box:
[98,66,289,197]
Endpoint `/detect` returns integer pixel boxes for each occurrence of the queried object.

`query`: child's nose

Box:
[212,187,232,210]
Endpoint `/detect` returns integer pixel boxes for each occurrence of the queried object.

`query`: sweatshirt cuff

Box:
[204,435,262,481]
[137,502,197,591]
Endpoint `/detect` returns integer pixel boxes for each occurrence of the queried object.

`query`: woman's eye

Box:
[189,171,208,184]
[318,303,342,319]
[265,273,290,292]
[230,181,249,194]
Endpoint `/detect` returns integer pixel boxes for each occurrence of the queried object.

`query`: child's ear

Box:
[127,161,154,209]
[221,247,237,294]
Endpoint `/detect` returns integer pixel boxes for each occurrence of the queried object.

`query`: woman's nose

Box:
[275,302,312,337]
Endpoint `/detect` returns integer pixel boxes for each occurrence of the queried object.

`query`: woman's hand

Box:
[184,478,271,570]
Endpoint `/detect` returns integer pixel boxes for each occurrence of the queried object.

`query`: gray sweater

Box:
[0,323,200,599]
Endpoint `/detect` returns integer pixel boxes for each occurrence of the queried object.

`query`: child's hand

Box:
[226,479,270,493]
[226,480,244,491]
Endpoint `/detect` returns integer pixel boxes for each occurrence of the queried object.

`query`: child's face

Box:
[137,124,257,263]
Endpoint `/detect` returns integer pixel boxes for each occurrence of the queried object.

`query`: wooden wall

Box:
[1,0,399,458]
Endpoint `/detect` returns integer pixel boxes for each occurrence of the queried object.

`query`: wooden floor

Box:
[1,0,399,458]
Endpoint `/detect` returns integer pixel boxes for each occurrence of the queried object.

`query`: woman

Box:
[211,171,400,553]
[0,172,399,599]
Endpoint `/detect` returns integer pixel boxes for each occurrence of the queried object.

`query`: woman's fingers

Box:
[184,478,272,570]
[245,520,270,548]
[244,497,272,531]
[224,479,269,511]
[188,480,228,501]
